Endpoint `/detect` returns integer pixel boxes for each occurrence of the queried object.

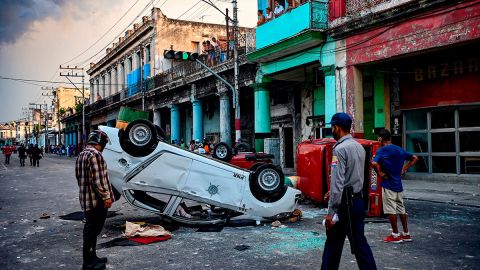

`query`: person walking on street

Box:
[32,144,42,167]
[321,113,377,270]
[4,145,12,165]
[18,144,27,167]
[372,129,418,243]
[75,130,115,270]
[27,144,34,166]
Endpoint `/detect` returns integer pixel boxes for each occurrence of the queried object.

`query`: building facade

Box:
[248,0,330,172]
[82,7,255,149]
[329,0,480,176]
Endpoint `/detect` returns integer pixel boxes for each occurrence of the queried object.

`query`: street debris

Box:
[39,213,50,219]
[124,221,172,238]
[271,220,282,227]
[234,244,251,251]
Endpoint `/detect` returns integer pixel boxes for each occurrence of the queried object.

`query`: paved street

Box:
[1,154,479,270]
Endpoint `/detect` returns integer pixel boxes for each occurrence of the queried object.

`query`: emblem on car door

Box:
[207,183,220,197]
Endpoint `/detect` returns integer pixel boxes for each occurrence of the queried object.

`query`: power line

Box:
[62,0,142,65]
[75,0,162,67]
[176,0,202,20]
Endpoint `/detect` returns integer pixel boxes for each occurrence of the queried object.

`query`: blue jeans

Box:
[321,197,377,270]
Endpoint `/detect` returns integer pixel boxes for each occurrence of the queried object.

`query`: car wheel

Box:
[249,162,266,172]
[234,142,250,154]
[212,142,233,162]
[250,164,285,202]
[120,119,158,157]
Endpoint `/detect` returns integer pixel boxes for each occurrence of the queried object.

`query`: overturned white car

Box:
[99,120,301,225]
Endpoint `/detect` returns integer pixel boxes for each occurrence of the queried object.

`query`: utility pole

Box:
[42,86,61,145]
[233,0,240,143]
[140,45,145,111]
[41,90,55,148]
[226,8,230,60]
[60,65,86,148]
[200,0,241,143]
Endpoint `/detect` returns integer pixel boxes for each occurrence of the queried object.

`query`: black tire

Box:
[249,162,266,172]
[249,164,285,202]
[212,142,233,162]
[234,142,250,154]
[120,119,158,157]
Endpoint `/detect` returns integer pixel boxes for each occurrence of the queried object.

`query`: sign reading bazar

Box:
[399,45,480,110]
[414,57,479,82]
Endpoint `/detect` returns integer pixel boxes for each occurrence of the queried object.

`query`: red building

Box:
[329,0,480,176]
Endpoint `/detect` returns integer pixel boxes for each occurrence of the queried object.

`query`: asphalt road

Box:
[0,154,479,270]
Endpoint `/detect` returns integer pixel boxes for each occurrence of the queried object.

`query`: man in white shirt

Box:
[273,0,284,18]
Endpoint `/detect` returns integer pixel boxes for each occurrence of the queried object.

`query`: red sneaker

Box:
[383,234,403,243]
[402,233,412,242]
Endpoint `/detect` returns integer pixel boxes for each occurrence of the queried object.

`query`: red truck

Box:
[296,138,383,217]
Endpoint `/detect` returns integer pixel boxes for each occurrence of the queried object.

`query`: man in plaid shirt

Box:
[76,130,114,270]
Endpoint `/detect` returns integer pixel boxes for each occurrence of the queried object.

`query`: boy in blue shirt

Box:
[372,129,418,243]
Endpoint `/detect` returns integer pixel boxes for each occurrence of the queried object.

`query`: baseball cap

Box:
[87,130,109,148]
[327,112,352,126]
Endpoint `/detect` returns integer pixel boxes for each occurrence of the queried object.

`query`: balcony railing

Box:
[152,35,253,87]
[345,0,406,16]
[255,0,328,50]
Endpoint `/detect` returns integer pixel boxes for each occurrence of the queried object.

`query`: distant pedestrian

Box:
[18,144,27,167]
[27,144,34,166]
[32,144,42,167]
[4,145,12,165]
[321,113,377,270]
[372,129,418,243]
[189,140,195,151]
[75,130,114,270]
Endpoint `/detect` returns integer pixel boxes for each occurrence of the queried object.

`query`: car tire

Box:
[212,142,233,162]
[120,119,158,157]
[249,162,266,172]
[234,142,250,154]
[249,164,285,202]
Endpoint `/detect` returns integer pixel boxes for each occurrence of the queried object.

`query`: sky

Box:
[0,0,257,123]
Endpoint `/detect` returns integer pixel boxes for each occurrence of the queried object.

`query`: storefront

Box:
[396,44,480,175]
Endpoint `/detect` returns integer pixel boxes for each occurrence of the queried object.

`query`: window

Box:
[431,109,454,129]
[404,105,480,174]
[191,41,200,54]
[145,45,151,62]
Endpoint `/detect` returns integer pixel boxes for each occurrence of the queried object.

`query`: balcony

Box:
[248,0,328,63]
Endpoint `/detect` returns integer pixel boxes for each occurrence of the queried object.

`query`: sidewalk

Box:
[403,179,480,208]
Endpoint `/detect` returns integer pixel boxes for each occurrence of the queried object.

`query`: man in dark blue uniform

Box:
[321,113,377,270]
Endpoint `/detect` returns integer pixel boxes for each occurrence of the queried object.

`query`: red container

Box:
[296,138,336,203]
[296,138,383,217]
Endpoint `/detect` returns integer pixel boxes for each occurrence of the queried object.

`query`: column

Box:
[153,109,161,127]
[346,66,364,137]
[374,73,385,129]
[192,100,203,142]
[321,65,336,126]
[219,92,231,146]
[253,83,271,152]
[170,104,180,144]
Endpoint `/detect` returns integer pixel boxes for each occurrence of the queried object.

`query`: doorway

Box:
[284,127,294,168]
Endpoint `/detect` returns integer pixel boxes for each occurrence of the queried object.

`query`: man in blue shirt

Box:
[372,129,418,243]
